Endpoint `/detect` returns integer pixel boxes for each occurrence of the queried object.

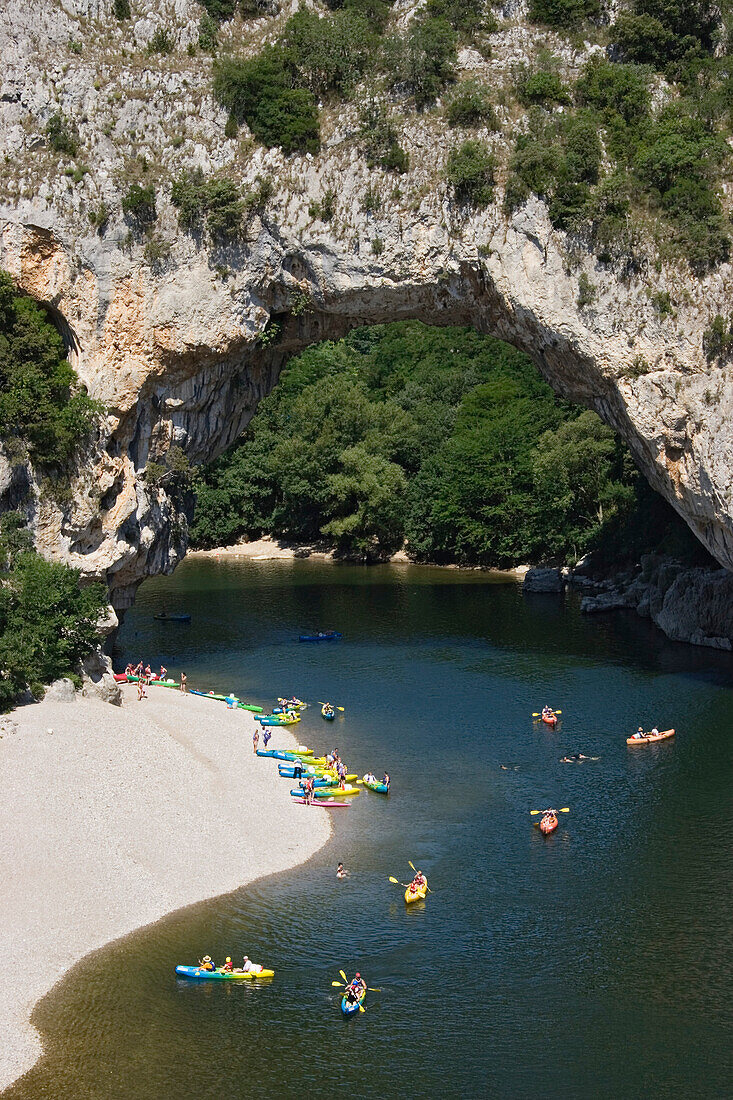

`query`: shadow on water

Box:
[8,560,733,1099]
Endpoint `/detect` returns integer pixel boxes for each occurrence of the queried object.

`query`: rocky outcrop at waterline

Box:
[3,1,733,612]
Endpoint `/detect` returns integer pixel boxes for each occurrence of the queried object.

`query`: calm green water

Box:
[9,560,733,1099]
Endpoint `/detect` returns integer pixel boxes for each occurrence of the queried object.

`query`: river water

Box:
[9,559,733,1098]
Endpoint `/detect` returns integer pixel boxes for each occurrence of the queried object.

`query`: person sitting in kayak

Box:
[222,957,233,972]
[542,706,555,719]
[632,727,645,739]
[346,973,365,1001]
[561,753,588,762]
[199,955,215,971]
[337,862,348,878]
[241,956,262,974]
[650,727,659,736]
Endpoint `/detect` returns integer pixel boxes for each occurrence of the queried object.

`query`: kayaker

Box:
[180,672,187,693]
[241,956,262,974]
[198,955,216,971]
[650,727,659,736]
[253,729,259,754]
[337,862,348,878]
[383,772,390,789]
[222,957,233,972]
[561,753,588,762]
[634,727,645,739]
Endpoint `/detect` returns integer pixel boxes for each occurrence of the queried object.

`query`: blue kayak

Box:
[290,777,338,789]
[299,631,342,643]
[259,749,312,762]
[341,987,366,1016]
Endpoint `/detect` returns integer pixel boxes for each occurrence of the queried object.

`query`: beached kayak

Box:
[257,749,315,761]
[188,689,263,713]
[289,786,360,799]
[292,776,340,788]
[124,676,179,688]
[405,876,428,904]
[174,965,274,981]
[539,813,559,835]
[292,797,350,808]
[257,715,301,726]
[361,775,389,794]
[299,631,342,643]
[341,987,366,1015]
[279,766,357,782]
[626,728,675,745]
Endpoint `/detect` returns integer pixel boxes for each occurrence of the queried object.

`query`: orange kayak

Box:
[541,714,558,727]
[539,813,558,835]
[626,728,675,745]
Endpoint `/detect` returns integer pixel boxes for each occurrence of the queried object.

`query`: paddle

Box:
[530,807,570,815]
[532,710,562,717]
[389,876,410,887]
[408,861,433,893]
[332,980,381,991]
[318,701,345,711]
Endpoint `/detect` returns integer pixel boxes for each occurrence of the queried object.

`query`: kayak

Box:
[541,714,558,727]
[361,775,389,794]
[189,689,263,713]
[341,986,366,1016]
[289,786,360,799]
[279,767,357,782]
[257,715,301,726]
[405,876,428,905]
[174,965,274,981]
[124,676,179,688]
[155,613,191,622]
[292,777,340,788]
[539,813,559,835]
[292,797,350,808]
[321,706,336,721]
[626,728,675,745]
[299,631,342,643]
[257,749,315,761]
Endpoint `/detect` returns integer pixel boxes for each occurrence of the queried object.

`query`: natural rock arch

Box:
[2,210,732,611]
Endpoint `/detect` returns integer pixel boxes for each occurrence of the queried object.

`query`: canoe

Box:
[361,775,389,794]
[539,813,559,835]
[292,797,350,808]
[188,689,263,713]
[341,986,366,1016]
[289,786,360,799]
[174,965,274,981]
[299,631,342,643]
[154,613,191,622]
[626,728,675,745]
[541,714,558,727]
[405,876,428,905]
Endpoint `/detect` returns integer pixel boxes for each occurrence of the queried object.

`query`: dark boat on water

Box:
[298,630,342,643]
[154,612,191,623]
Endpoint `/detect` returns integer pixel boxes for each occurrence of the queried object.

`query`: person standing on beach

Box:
[263,728,272,749]
[253,729,259,754]
[180,672,187,693]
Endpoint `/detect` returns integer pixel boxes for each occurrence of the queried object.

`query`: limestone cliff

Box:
[2,0,733,611]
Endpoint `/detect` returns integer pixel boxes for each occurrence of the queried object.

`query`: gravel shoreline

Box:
[0,685,330,1092]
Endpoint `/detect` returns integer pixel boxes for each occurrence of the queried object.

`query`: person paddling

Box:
[198,955,215,971]
[346,973,365,1002]
[337,862,348,878]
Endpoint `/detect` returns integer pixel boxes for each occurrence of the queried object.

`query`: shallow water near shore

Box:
[9,559,733,1098]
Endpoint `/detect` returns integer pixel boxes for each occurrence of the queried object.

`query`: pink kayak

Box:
[292,797,350,808]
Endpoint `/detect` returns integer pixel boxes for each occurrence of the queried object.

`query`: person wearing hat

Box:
[241,955,263,974]
[198,955,216,972]
[346,972,366,1002]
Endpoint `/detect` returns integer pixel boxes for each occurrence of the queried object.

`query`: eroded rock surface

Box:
[2,1,733,611]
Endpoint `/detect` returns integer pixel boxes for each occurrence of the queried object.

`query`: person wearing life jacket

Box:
[199,955,216,971]
[347,973,365,1001]
[222,957,233,972]
[633,727,645,739]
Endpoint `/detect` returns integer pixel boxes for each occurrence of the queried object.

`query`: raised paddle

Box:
[389,876,410,887]
[332,980,381,991]
[530,807,570,815]
[408,862,433,893]
[532,710,562,717]
[318,701,345,711]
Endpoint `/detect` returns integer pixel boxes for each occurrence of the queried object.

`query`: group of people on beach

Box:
[127,661,187,700]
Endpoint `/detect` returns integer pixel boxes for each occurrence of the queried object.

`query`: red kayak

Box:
[539,813,559,835]
[113,673,129,683]
[541,714,558,727]
[292,798,350,808]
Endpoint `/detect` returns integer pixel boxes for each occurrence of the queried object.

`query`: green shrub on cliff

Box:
[0,513,107,711]
[0,271,103,468]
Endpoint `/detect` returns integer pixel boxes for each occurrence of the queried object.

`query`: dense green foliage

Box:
[46,112,79,157]
[445,80,498,128]
[0,271,102,468]
[446,140,496,207]
[528,0,599,29]
[0,513,107,710]
[506,40,732,271]
[171,170,246,242]
[191,323,665,566]
[122,184,157,228]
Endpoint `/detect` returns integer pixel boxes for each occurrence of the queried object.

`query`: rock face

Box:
[2,2,733,611]
[523,567,565,593]
[580,556,733,650]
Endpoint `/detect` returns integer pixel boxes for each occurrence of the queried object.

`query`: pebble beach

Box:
[0,684,330,1092]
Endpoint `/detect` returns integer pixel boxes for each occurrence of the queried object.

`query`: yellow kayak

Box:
[405,876,428,904]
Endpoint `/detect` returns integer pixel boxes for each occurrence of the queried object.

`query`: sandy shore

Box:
[189,536,529,577]
[0,685,330,1092]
